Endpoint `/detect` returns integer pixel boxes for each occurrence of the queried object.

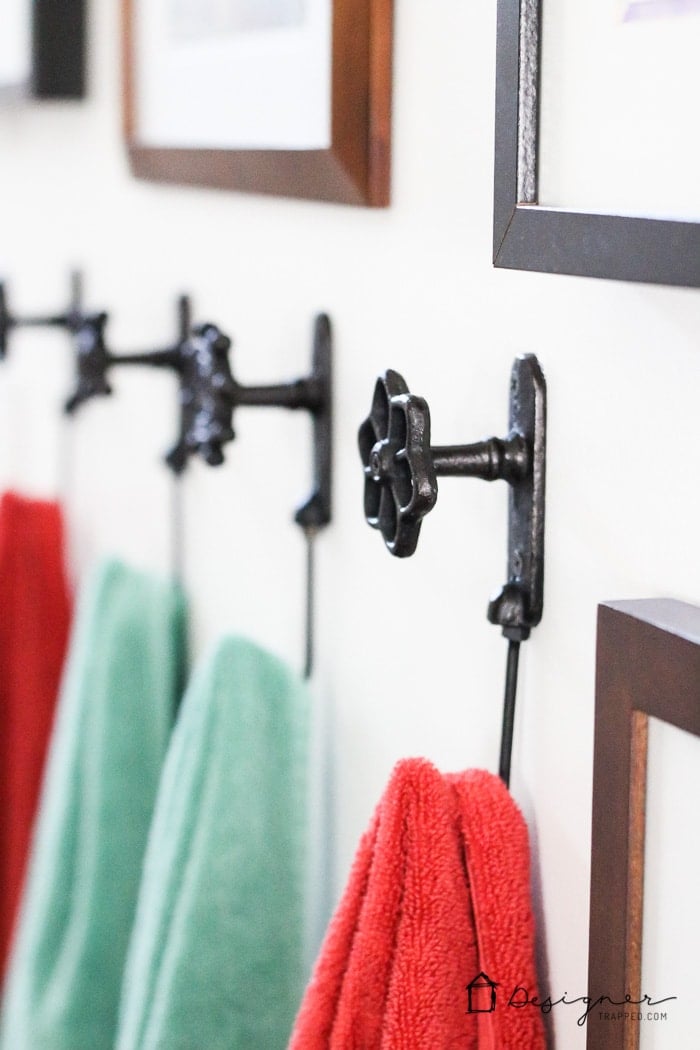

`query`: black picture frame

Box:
[493,0,700,287]
[32,0,86,99]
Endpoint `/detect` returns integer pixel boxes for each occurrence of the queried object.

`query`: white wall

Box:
[1,1,699,1046]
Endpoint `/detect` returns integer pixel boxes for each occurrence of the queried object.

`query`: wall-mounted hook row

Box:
[0,275,332,530]
[63,306,333,531]
[358,355,546,785]
[66,301,333,679]
[0,273,333,679]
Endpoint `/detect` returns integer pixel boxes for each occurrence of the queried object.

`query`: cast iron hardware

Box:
[0,272,332,678]
[358,354,546,785]
[66,307,333,678]
[359,355,545,636]
[0,277,332,529]
[169,315,333,530]
[64,310,333,527]
[63,295,201,467]
[0,273,85,359]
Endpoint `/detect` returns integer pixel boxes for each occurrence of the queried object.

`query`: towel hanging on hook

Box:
[64,308,333,679]
[57,283,332,679]
[0,272,333,677]
[0,274,190,585]
[358,355,546,786]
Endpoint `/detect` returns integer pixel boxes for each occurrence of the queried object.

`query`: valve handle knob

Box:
[171,322,236,471]
[64,313,112,414]
[358,369,437,557]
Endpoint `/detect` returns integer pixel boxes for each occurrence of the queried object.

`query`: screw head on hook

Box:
[358,369,437,557]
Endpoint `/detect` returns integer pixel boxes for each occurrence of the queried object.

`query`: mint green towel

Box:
[115,636,310,1050]
[0,559,186,1050]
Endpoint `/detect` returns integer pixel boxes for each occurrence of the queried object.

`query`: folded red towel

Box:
[0,492,71,980]
[289,759,545,1049]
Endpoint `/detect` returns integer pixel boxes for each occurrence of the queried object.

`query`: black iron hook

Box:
[358,355,547,785]
[64,310,333,531]
[358,355,545,639]
[0,275,333,532]
[0,272,85,359]
[66,307,333,678]
[1,271,333,678]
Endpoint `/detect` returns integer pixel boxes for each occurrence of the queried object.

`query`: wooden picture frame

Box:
[122,0,393,206]
[493,0,700,286]
[587,599,700,1050]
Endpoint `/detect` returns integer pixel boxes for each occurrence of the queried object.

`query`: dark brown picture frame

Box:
[588,599,700,1050]
[121,0,393,206]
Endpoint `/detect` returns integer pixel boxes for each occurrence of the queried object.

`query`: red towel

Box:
[289,759,545,1049]
[0,492,71,980]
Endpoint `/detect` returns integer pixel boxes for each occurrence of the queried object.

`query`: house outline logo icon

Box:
[466,972,498,1013]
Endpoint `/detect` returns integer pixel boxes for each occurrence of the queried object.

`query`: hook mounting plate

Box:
[487,354,546,640]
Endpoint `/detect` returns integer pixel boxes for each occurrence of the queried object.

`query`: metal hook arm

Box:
[499,639,521,787]
[0,272,85,359]
[431,435,529,482]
